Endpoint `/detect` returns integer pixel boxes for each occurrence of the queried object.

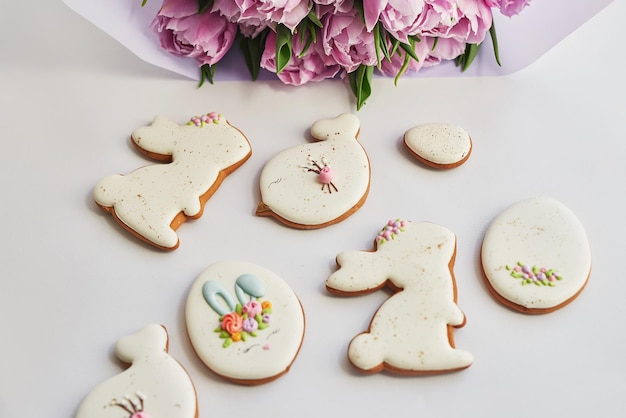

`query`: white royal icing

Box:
[326,220,473,374]
[75,324,197,418]
[186,261,305,384]
[257,113,370,227]
[404,123,471,167]
[94,114,251,249]
[481,198,591,312]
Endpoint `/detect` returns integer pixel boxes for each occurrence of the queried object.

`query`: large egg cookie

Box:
[404,123,472,169]
[186,261,305,385]
[256,113,370,229]
[481,198,591,314]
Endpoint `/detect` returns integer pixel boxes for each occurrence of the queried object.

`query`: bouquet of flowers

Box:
[144,0,531,109]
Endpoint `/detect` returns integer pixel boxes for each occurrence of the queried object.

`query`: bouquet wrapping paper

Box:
[63,0,613,82]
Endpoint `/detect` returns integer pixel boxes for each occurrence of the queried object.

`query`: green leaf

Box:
[398,40,419,63]
[239,30,268,81]
[307,8,323,28]
[241,331,248,341]
[223,338,232,348]
[275,24,293,74]
[489,21,502,66]
[348,65,373,111]
[197,0,213,14]
[198,64,215,86]
[456,43,480,72]
[141,0,148,6]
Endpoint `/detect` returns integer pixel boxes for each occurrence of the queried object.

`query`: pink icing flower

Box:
[242,300,263,317]
[260,30,341,85]
[152,0,237,67]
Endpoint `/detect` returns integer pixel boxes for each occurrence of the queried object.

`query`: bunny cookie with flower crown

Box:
[326,220,473,375]
[256,113,370,229]
[94,112,251,250]
[75,324,197,418]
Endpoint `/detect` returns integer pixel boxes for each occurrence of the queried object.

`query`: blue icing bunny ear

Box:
[202,281,236,316]
[235,274,265,305]
[202,274,266,315]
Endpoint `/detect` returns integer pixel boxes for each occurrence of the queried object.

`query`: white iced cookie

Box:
[404,123,472,169]
[186,261,305,385]
[75,324,197,418]
[326,220,473,375]
[94,113,252,250]
[256,113,370,229]
[481,198,591,314]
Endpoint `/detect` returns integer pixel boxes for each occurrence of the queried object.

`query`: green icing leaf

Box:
[219,330,230,338]
[223,338,232,348]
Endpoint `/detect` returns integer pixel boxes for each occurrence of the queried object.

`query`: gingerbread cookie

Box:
[94,113,252,250]
[326,220,473,375]
[481,198,592,314]
[404,123,472,169]
[185,261,305,385]
[256,113,370,229]
[76,324,197,418]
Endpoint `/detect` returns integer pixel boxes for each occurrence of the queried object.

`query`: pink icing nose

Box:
[319,166,334,184]
[132,412,148,418]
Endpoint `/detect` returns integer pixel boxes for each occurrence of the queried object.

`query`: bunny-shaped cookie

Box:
[256,113,370,229]
[326,220,473,375]
[94,113,251,250]
[75,324,197,418]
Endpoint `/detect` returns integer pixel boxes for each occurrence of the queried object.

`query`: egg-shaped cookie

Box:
[481,198,591,314]
[404,123,472,169]
[186,261,305,384]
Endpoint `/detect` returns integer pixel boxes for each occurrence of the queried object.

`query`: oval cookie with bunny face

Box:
[481,198,591,314]
[404,123,472,169]
[186,261,305,385]
[256,113,370,229]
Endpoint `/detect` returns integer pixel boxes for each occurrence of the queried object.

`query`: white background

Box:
[2,1,625,417]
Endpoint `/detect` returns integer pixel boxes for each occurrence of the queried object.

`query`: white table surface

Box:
[2,1,625,417]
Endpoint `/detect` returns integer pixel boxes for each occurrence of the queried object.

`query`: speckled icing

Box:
[481,198,591,312]
[75,324,197,418]
[326,221,473,374]
[256,113,370,227]
[94,114,251,249]
[404,123,471,167]
[186,261,305,384]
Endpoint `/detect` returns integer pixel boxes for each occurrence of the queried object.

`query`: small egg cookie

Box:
[481,198,592,314]
[404,123,472,169]
[75,324,197,418]
[94,113,252,250]
[256,113,370,229]
[186,261,305,385]
[326,220,473,375]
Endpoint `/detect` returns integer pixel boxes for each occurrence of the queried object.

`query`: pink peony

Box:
[212,0,311,33]
[486,0,531,17]
[152,0,237,66]
[260,30,341,85]
[362,0,493,46]
[319,2,378,73]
